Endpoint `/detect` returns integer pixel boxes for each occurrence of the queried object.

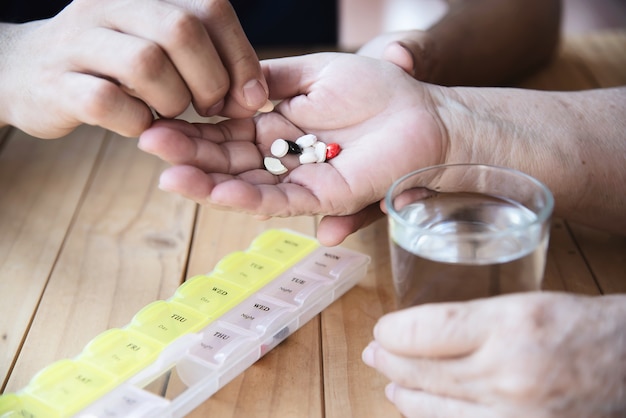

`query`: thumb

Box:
[384,33,436,82]
[261,53,337,101]
[360,30,435,82]
[382,41,416,76]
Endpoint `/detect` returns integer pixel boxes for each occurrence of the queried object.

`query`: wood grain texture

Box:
[4,134,196,391]
[0,127,105,391]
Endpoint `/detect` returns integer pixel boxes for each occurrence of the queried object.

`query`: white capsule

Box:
[271,138,289,158]
[264,157,288,175]
[314,141,327,163]
[295,134,317,148]
[299,151,318,164]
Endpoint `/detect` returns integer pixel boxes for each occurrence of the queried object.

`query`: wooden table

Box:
[1,30,625,417]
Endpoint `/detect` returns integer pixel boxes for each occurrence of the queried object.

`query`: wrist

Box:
[427,85,481,166]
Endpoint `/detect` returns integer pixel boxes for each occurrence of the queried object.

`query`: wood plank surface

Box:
[567,30,626,88]
[541,220,601,295]
[322,218,400,417]
[0,127,105,391]
[4,134,197,392]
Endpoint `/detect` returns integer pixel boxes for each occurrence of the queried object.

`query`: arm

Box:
[437,85,626,233]
[359,0,562,86]
[0,0,270,139]
[138,53,625,244]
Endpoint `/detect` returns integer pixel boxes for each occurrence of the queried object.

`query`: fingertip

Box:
[361,341,377,367]
[107,104,153,139]
[137,131,155,153]
[157,168,179,193]
[157,165,214,201]
[243,79,269,109]
[379,198,389,214]
[316,219,347,247]
[204,99,224,117]
[382,42,415,77]
[373,320,381,340]
[385,383,397,403]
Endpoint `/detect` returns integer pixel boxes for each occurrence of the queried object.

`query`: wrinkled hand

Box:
[362,292,626,418]
[139,52,446,245]
[358,30,436,82]
[0,0,268,139]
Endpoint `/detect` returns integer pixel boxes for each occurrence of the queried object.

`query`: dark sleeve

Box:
[0,0,71,22]
[231,0,337,47]
[1,0,337,47]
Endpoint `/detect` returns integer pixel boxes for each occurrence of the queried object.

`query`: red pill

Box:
[325,143,341,160]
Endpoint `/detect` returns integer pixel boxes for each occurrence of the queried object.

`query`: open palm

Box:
[139,53,446,233]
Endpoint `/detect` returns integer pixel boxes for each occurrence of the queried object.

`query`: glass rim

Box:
[385,163,555,237]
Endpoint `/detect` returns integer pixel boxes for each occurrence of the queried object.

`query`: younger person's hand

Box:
[139,53,447,245]
[0,0,269,139]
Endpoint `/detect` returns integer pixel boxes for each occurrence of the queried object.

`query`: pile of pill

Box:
[263,134,341,175]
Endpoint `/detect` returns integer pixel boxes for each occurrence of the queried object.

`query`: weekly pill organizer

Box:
[0,229,370,417]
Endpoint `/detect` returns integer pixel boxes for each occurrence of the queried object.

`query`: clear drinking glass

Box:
[385,163,554,309]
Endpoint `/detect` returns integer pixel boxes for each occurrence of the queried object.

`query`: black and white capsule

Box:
[271,139,302,158]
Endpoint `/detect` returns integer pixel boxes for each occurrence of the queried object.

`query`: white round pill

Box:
[264,157,288,175]
[295,134,317,148]
[299,151,318,164]
[314,141,327,163]
[271,139,289,158]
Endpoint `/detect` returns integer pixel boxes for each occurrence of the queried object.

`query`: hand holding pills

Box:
[0,0,271,139]
[139,53,446,245]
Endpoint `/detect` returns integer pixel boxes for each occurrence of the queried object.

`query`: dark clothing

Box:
[0,0,337,47]
[230,0,336,46]
[0,0,68,23]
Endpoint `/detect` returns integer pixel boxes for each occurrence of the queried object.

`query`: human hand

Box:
[139,52,447,245]
[0,0,269,139]
[362,292,626,418]
[357,30,436,82]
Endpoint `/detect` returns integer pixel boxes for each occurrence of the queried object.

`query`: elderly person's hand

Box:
[0,0,269,139]
[139,52,446,245]
[362,292,626,418]
[140,46,626,245]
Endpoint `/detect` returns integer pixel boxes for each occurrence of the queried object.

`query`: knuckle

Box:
[496,372,540,401]
[129,43,170,81]
[161,9,205,47]
[79,81,120,123]
[204,0,234,17]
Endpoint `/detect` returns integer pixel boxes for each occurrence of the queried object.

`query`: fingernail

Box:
[205,100,224,116]
[398,43,417,77]
[361,342,376,367]
[243,79,268,108]
[158,175,173,193]
[373,321,381,339]
[385,383,397,401]
[257,99,274,113]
